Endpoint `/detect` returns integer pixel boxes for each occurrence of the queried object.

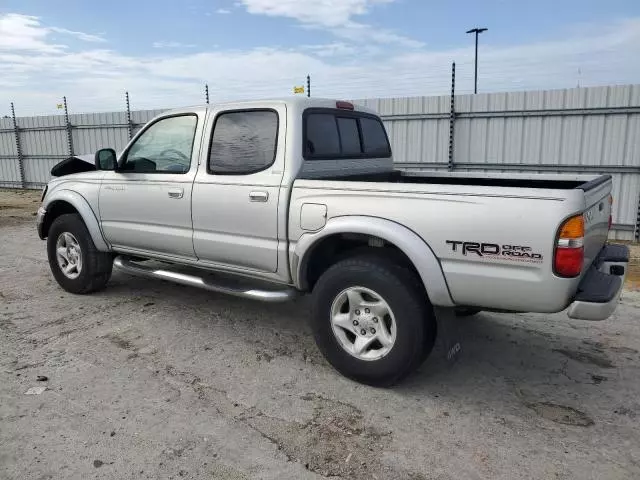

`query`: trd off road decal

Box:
[446,241,543,263]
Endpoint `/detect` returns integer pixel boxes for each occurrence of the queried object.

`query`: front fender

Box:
[293,215,455,307]
[42,189,110,251]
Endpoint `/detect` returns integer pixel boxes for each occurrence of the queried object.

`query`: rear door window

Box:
[208,110,278,175]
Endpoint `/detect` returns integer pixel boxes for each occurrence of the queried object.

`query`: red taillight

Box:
[555,247,584,277]
[554,214,584,277]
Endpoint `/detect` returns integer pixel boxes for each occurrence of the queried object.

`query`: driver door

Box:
[99,112,203,259]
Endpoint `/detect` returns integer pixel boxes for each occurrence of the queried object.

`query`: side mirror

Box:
[95,148,117,171]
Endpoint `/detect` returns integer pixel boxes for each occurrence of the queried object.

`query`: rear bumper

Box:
[567,244,629,321]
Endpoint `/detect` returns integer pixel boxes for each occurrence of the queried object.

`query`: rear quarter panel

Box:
[290,180,590,312]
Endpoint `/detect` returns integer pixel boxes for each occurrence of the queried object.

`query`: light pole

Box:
[466,27,487,94]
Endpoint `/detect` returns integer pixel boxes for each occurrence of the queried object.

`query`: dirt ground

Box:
[0,188,41,225]
[1,189,640,479]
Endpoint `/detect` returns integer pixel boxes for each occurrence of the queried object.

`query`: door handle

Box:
[167,188,184,199]
[249,191,269,202]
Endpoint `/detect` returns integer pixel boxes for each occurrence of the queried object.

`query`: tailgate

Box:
[580,176,612,270]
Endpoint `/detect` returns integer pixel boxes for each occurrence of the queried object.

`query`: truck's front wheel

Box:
[310,254,436,386]
[47,214,113,294]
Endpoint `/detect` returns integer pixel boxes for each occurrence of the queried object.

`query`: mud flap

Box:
[434,307,462,364]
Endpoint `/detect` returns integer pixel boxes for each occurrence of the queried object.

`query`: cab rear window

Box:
[303,109,391,160]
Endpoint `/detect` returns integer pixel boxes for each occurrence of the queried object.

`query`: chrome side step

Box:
[113,256,297,303]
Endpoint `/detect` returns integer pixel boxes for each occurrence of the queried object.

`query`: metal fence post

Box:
[307,75,311,98]
[205,84,210,104]
[10,102,26,188]
[125,91,133,140]
[63,96,74,156]
[635,193,640,241]
[448,62,456,171]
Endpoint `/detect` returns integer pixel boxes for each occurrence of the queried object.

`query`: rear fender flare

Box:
[293,215,454,307]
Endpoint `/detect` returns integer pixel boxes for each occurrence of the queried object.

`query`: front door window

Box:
[121,115,198,174]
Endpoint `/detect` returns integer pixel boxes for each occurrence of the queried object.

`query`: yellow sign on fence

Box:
[56,104,64,109]
[293,86,305,94]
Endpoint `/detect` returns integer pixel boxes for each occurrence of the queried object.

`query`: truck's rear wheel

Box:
[47,214,113,294]
[310,254,436,386]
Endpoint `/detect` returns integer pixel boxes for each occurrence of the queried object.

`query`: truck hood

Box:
[50,154,96,177]
[47,170,104,189]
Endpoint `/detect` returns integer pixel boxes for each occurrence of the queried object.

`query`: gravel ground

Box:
[1,190,640,479]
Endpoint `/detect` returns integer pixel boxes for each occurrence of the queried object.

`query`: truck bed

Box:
[290,171,612,312]
[298,169,608,191]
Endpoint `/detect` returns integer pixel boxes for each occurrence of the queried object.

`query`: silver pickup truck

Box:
[36,97,629,385]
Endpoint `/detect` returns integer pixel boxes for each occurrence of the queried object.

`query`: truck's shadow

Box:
[103,272,631,409]
[399,311,629,415]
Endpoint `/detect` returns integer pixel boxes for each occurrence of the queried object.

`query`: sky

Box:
[1,0,639,115]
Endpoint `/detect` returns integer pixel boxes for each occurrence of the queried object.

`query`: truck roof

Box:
[163,97,379,116]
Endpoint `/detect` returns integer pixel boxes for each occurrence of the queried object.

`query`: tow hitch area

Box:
[568,244,629,321]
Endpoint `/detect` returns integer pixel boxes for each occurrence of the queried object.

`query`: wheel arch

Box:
[42,190,110,251]
[293,216,454,307]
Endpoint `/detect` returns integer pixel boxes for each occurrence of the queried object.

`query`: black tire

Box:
[47,213,113,294]
[310,254,436,387]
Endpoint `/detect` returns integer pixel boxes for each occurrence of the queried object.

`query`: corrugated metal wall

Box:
[19,115,68,188]
[1,85,639,239]
[0,116,20,188]
[358,84,640,240]
[0,108,168,188]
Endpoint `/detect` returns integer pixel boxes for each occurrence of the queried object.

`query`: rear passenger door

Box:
[191,106,285,272]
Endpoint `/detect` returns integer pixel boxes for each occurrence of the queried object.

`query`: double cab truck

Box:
[37,97,629,385]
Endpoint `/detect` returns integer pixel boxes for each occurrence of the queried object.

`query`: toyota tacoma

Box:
[36,97,629,385]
